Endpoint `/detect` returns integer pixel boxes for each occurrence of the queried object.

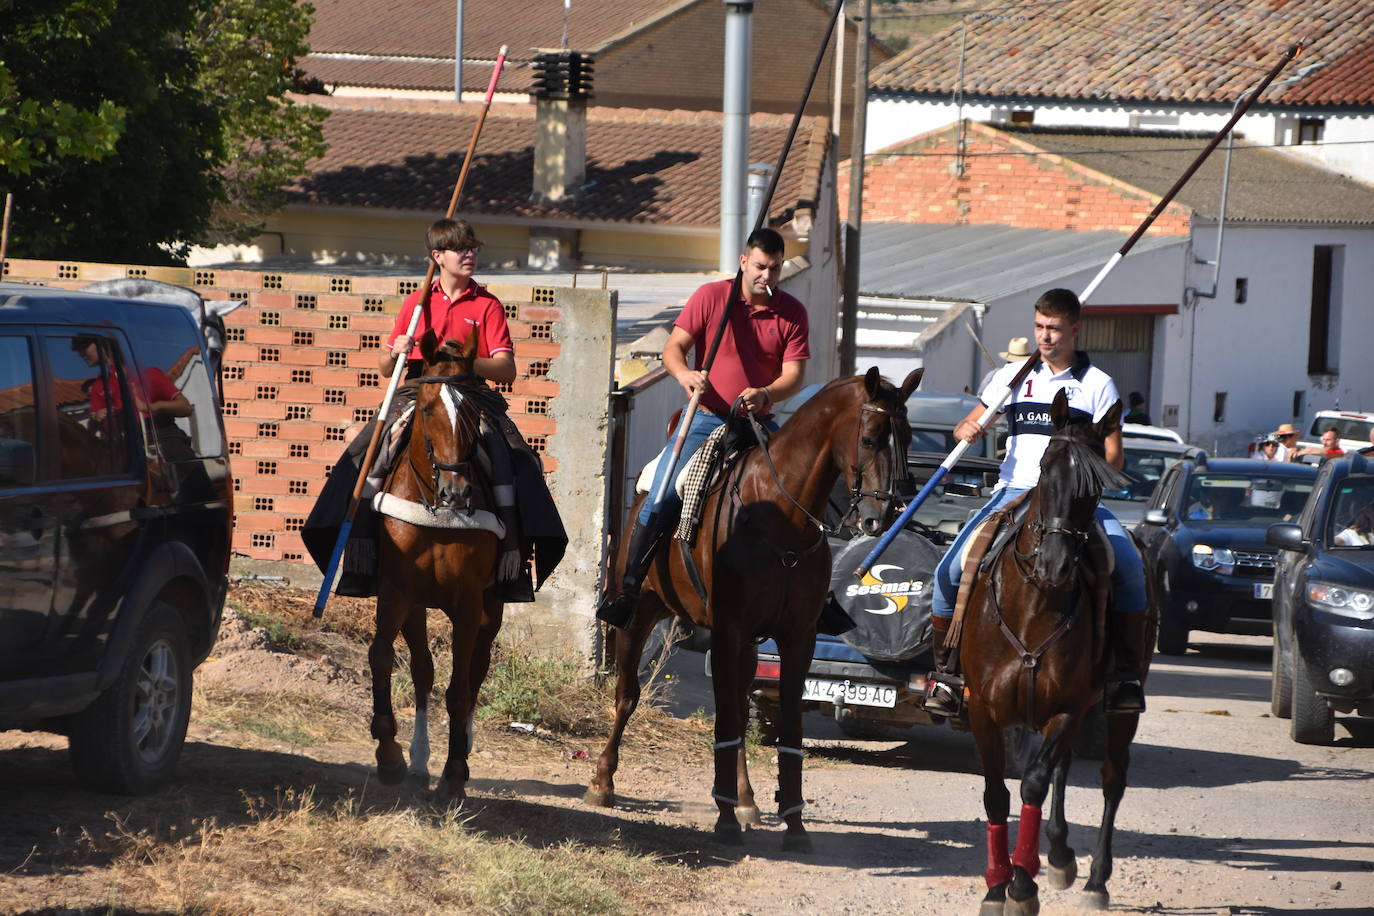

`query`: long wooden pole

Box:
[854,42,1302,578]
[0,193,14,269]
[644,1,846,531]
[315,45,509,616]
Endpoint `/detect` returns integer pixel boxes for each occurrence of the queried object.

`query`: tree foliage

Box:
[0,0,328,264]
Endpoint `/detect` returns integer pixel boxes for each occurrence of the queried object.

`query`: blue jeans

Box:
[636,409,778,527]
[931,487,1147,618]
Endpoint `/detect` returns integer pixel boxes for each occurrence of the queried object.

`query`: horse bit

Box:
[410,372,481,514]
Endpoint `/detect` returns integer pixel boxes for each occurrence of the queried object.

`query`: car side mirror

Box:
[1266,522,1308,551]
[0,438,37,487]
[1142,509,1168,526]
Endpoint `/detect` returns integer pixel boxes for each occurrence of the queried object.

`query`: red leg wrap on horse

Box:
[1012,804,1042,877]
[985,822,1012,888]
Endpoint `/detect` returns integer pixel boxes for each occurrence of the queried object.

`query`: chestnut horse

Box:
[370,329,502,803]
[960,391,1154,914]
[586,368,922,851]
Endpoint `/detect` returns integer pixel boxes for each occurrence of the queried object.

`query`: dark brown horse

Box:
[959,390,1154,914]
[370,329,502,803]
[586,367,922,850]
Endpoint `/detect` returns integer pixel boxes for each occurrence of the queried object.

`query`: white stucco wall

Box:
[866,96,1374,183]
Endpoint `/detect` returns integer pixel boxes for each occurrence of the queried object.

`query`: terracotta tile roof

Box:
[288,96,829,227]
[871,0,1374,108]
[846,120,1374,228]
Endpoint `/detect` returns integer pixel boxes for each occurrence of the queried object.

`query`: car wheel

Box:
[68,601,193,794]
[1270,642,1293,719]
[1074,700,1108,760]
[1290,655,1335,745]
[1155,570,1189,656]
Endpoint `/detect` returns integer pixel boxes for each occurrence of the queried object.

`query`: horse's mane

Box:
[1052,430,1130,501]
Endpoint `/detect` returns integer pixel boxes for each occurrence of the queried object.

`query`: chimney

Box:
[720,0,754,272]
[529,50,594,269]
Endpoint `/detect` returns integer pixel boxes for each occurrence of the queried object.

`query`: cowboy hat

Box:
[1274,423,1300,436]
[1000,337,1032,361]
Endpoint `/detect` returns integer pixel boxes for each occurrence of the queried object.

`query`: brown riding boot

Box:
[1106,610,1148,714]
[923,616,964,718]
[596,521,658,629]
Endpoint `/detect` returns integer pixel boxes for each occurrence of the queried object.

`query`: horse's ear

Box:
[863,366,882,398]
[459,326,479,360]
[418,328,440,363]
[898,367,923,400]
[1050,388,1072,429]
[1096,399,1124,440]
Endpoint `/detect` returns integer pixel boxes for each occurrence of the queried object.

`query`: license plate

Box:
[802,678,897,708]
[1255,582,1273,599]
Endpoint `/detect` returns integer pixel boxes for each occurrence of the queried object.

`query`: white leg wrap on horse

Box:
[712,791,741,806]
[776,745,805,757]
[713,737,743,751]
[779,802,806,818]
[408,708,430,776]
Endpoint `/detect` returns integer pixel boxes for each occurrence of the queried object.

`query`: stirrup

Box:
[923,674,963,717]
[1106,680,1146,714]
[596,591,637,629]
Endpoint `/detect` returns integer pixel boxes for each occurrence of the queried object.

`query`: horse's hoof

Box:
[781,831,812,854]
[713,823,744,846]
[1004,895,1040,916]
[406,771,431,792]
[583,786,616,808]
[979,899,1005,916]
[1047,858,1077,890]
[735,805,762,828]
[376,758,407,786]
[1080,889,1110,911]
[433,779,466,807]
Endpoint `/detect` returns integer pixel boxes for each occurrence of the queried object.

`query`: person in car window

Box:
[72,334,192,441]
[1335,504,1374,546]
[1124,391,1151,425]
[1293,427,1344,464]
[925,288,1149,717]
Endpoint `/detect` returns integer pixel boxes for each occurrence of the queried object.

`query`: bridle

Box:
[409,371,481,513]
[1010,432,1094,587]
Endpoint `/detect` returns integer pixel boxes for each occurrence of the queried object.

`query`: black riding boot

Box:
[923,616,964,718]
[1106,610,1148,714]
[595,521,658,629]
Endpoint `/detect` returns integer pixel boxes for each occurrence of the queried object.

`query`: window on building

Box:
[1292,391,1305,419]
[1234,278,1247,304]
[1213,392,1227,424]
[1297,118,1324,145]
[1010,110,1034,125]
[1307,245,1343,374]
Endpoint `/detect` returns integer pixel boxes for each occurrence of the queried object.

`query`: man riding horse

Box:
[597,227,810,628]
[924,288,1149,716]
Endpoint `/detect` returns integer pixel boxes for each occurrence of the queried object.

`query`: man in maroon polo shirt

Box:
[598,227,811,627]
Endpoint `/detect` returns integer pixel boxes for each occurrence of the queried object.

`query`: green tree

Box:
[0,62,126,175]
[189,0,328,245]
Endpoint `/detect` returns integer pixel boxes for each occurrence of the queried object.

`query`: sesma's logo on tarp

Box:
[843,565,926,616]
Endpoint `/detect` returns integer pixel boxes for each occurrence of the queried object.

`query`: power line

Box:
[862,136,1374,159]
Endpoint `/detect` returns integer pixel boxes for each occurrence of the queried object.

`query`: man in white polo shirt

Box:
[924,288,1149,716]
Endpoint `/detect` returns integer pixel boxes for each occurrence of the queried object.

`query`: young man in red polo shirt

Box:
[597,228,811,627]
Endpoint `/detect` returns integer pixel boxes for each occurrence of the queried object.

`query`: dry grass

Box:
[68,789,693,915]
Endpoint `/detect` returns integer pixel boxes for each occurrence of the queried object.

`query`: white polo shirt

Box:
[980,351,1121,489]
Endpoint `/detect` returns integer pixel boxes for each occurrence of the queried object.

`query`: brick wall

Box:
[839,121,1193,235]
[2,259,567,564]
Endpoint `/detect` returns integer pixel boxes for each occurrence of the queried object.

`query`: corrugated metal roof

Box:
[860,222,1179,302]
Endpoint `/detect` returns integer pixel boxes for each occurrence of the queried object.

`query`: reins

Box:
[407,371,483,513]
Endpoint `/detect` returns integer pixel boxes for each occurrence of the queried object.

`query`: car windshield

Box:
[1103,444,1183,502]
[1327,474,1374,548]
[1184,474,1312,523]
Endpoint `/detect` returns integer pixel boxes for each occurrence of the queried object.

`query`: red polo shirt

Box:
[674,278,810,415]
[387,280,514,364]
[88,367,181,415]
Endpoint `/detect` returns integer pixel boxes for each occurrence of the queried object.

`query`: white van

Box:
[1297,410,1374,456]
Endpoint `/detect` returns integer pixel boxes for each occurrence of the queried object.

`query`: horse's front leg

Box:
[733,639,761,828]
[970,702,1012,916]
[369,590,410,786]
[399,603,435,789]
[774,626,815,853]
[1045,746,1077,891]
[584,596,664,808]
[1003,711,1077,916]
[1082,711,1141,911]
[435,601,482,805]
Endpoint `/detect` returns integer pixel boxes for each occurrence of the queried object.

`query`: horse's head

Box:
[844,366,923,536]
[410,328,483,513]
[1033,390,1126,588]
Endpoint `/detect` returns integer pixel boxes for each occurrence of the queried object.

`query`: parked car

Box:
[1121,422,1185,444]
[1267,451,1374,745]
[1101,437,1201,529]
[0,282,233,793]
[744,389,1103,759]
[1136,454,1317,655]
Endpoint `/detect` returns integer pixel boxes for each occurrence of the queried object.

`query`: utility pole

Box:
[839,0,869,376]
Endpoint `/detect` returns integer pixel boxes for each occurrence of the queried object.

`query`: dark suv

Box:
[0,282,232,793]
[1268,451,1374,745]
[1136,454,1317,655]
